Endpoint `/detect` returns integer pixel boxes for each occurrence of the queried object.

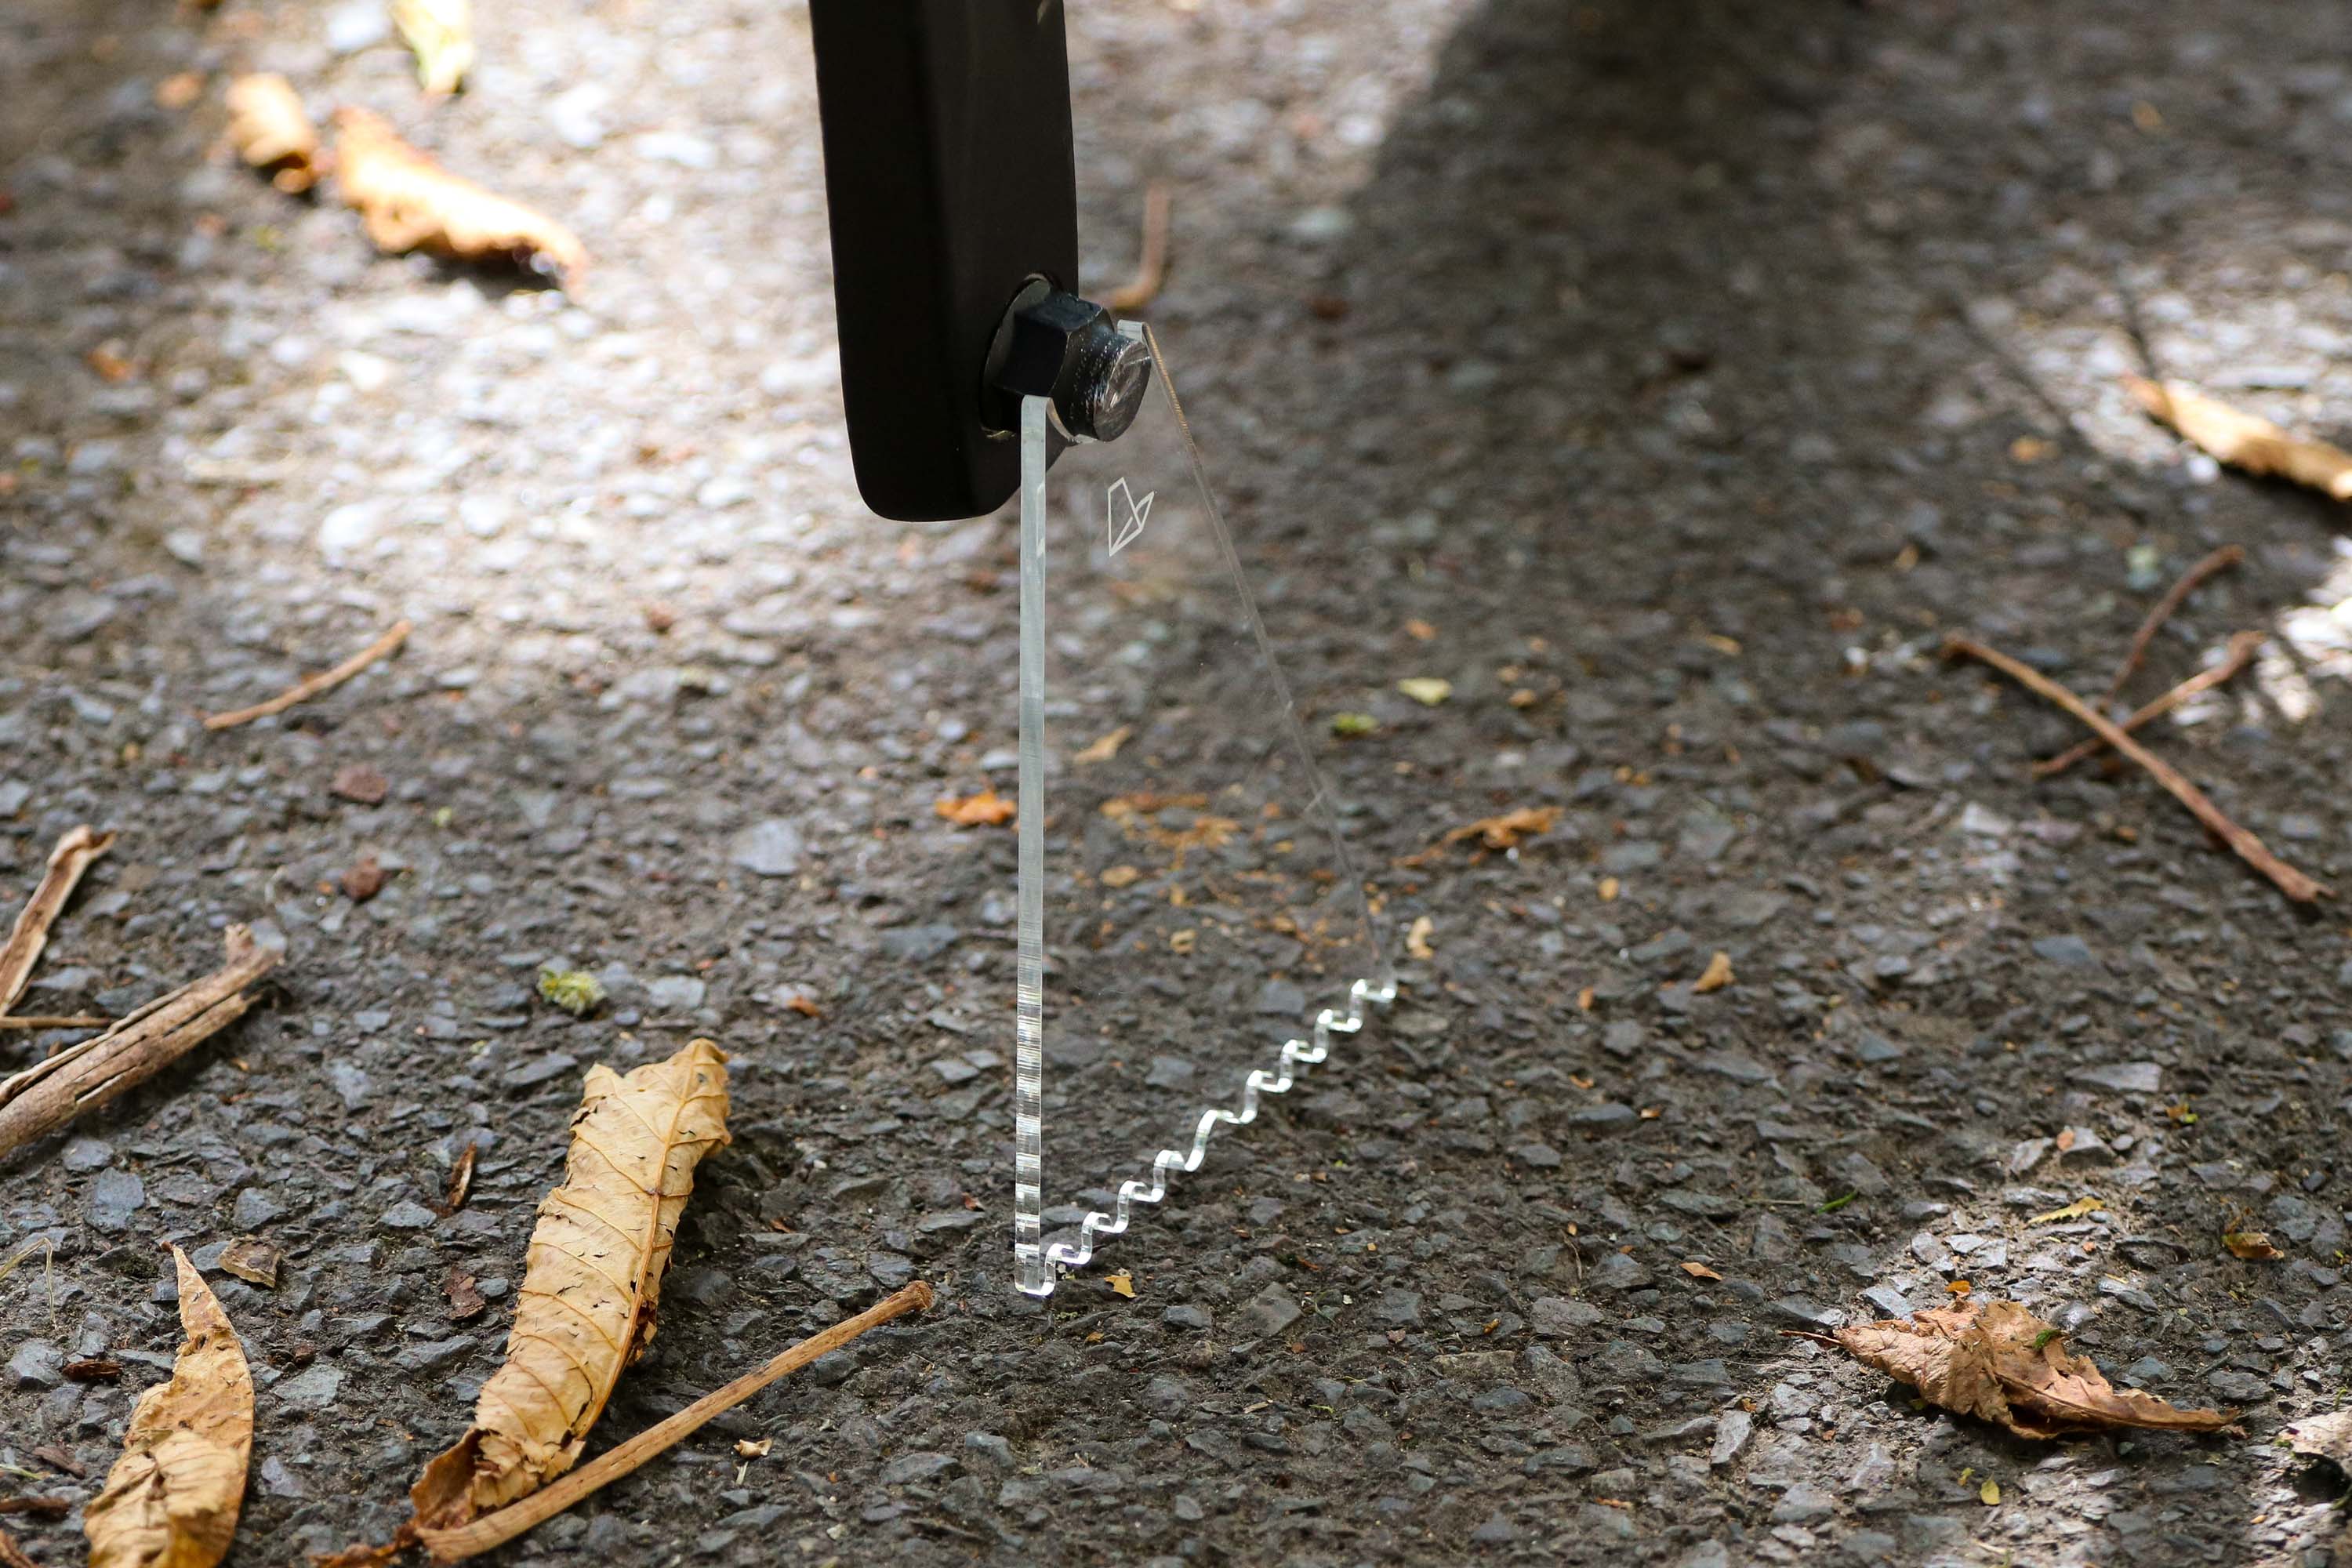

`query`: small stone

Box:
[87,1167,147,1232]
[276,1363,344,1411]
[878,1451,953,1486]
[325,0,391,52]
[2031,935,2099,969]
[2070,1061,2161,1094]
[9,1341,65,1389]
[1161,1305,1212,1331]
[644,975,707,1011]
[1254,978,1307,1015]
[379,1200,439,1230]
[1469,1512,1520,1545]
[1510,1142,1563,1168]
[1773,1484,1835,1523]
[1531,1296,1604,1336]
[1374,1288,1422,1327]
[880,924,959,962]
[234,1189,288,1229]
[60,1137,112,1172]
[1238,1285,1301,1338]
[1709,1409,1752,1467]
[728,818,804,877]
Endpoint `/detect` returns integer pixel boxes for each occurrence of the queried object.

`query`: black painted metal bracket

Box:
[808,1,1080,521]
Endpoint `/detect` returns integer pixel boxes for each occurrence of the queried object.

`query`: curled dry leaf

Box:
[935,789,1016,827]
[1073,726,1132,765]
[1679,1261,1723,1281]
[224,74,321,194]
[2027,1196,2103,1225]
[333,109,587,289]
[394,0,474,96]
[1443,806,1558,851]
[733,1439,771,1461]
[1815,1298,2234,1439]
[1396,677,1451,706]
[2223,1229,2285,1261]
[1691,950,1735,994]
[1405,915,1435,960]
[410,1039,729,1531]
[2125,376,2352,501]
[84,1247,253,1568]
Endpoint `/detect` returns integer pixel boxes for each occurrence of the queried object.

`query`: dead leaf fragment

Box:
[935,789,1016,827]
[442,1141,479,1214]
[1819,1298,2234,1439]
[0,1524,38,1568]
[1443,806,1558,852]
[410,1039,729,1531]
[2125,376,2352,501]
[1692,950,1735,993]
[1073,727,1132,764]
[341,853,388,902]
[394,0,474,96]
[1679,1261,1722,1281]
[732,1439,771,1461]
[225,74,321,193]
[1396,677,1452,706]
[216,1236,281,1289]
[331,764,389,804]
[333,108,586,288]
[154,71,205,111]
[445,1269,487,1322]
[1405,915,1435,960]
[1979,1479,2001,1505]
[2223,1230,2285,1261]
[1105,1271,1137,1299]
[2027,1196,2103,1225]
[64,1357,125,1382]
[84,1247,253,1568]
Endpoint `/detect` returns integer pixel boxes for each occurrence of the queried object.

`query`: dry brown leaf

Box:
[2285,1410,2352,1469]
[445,1269,487,1322]
[0,1524,37,1568]
[1,824,114,1016]
[333,109,586,288]
[1820,1298,2235,1439]
[1073,726,1132,764]
[732,1439,771,1461]
[935,789,1016,827]
[1692,950,1735,993]
[216,1236,280,1289]
[331,764,389,805]
[1405,915,1435,960]
[442,1140,479,1215]
[1679,1261,1722,1281]
[2223,1230,2285,1261]
[410,1040,729,1532]
[1105,1271,1137,1299]
[84,1247,253,1568]
[394,0,474,96]
[2126,376,2352,500]
[223,74,321,194]
[341,854,389,903]
[2027,1196,2103,1225]
[1443,806,1559,851]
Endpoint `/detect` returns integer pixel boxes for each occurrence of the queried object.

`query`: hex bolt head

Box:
[985,286,1153,442]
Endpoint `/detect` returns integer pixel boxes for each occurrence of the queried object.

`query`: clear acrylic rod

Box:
[1012,394,1051,1298]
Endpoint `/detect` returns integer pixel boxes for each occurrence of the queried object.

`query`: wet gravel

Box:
[4,1,2350,1565]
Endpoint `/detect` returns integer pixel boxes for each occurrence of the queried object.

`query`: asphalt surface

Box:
[3,2,2350,1565]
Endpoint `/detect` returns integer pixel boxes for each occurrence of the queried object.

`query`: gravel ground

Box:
[5,2,2350,1566]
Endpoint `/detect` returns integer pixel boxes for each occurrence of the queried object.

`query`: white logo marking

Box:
[1107,477,1154,557]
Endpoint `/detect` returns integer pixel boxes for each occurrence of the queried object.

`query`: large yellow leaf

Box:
[411,1039,730,1530]
[84,1247,254,1568]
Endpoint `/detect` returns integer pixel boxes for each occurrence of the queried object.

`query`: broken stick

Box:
[0,826,114,1016]
[2126,376,2352,502]
[1944,634,2330,904]
[2040,630,2265,779]
[0,926,281,1161]
[0,1015,112,1031]
[0,1520,40,1568]
[1105,180,1173,314]
[2103,544,2243,706]
[201,618,412,731]
[415,1282,935,1564]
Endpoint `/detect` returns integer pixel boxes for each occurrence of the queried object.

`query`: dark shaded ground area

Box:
[3,1,2349,1566]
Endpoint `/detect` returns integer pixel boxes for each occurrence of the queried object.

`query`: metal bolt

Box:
[985,284,1152,442]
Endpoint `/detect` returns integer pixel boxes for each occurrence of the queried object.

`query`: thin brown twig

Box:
[0,927,281,1161]
[1945,634,2330,904]
[1105,180,1173,314]
[0,826,114,1016]
[416,1282,936,1564]
[0,1016,111,1031]
[201,618,412,731]
[2039,630,2266,779]
[2103,544,2243,706]
[0,1519,41,1568]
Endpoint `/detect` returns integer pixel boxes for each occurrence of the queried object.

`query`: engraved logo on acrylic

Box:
[1107,477,1153,557]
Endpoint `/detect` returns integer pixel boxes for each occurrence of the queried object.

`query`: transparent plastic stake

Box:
[1009,328,1391,1298]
